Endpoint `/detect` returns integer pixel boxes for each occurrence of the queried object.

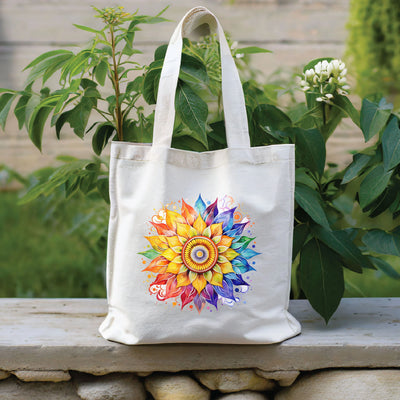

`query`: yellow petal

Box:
[219,235,234,248]
[189,227,198,238]
[161,248,178,261]
[203,226,211,238]
[204,271,212,282]
[176,271,191,287]
[192,274,207,293]
[145,236,169,251]
[217,245,229,253]
[210,223,223,237]
[166,236,182,248]
[212,235,222,244]
[222,248,240,261]
[220,262,234,274]
[177,223,191,239]
[218,255,229,263]
[166,262,182,274]
[193,214,206,234]
[189,271,197,282]
[210,271,223,287]
[165,209,186,230]
[172,255,183,264]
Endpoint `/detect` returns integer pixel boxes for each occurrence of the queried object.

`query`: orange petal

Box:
[219,235,234,248]
[161,248,178,261]
[166,262,182,274]
[145,236,169,252]
[181,199,197,225]
[150,222,175,237]
[219,261,234,274]
[142,256,169,273]
[210,223,223,237]
[165,209,186,231]
[192,274,207,294]
[166,236,182,248]
[177,223,191,239]
[193,214,206,234]
[210,271,223,287]
[176,271,191,287]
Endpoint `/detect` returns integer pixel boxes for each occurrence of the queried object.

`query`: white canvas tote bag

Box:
[99,6,301,344]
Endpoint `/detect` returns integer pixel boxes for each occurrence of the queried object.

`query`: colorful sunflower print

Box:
[140,195,259,313]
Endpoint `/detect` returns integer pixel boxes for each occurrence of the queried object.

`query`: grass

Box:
[0,191,106,297]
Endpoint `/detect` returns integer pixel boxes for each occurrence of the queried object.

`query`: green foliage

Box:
[346,0,400,100]
[0,7,399,323]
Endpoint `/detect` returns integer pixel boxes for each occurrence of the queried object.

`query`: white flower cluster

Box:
[300,59,350,102]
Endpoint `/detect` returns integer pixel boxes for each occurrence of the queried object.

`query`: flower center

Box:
[181,236,218,273]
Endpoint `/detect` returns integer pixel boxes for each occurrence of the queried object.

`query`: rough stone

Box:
[275,369,400,400]
[0,370,10,380]
[217,391,270,400]
[255,370,300,386]
[136,371,152,377]
[194,369,275,393]
[76,373,146,400]
[145,373,210,400]
[14,370,71,382]
[0,376,80,400]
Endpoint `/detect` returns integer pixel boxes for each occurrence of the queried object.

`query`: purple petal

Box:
[203,198,218,226]
[228,274,250,286]
[213,207,236,231]
[202,283,219,309]
[193,294,205,313]
[225,222,248,237]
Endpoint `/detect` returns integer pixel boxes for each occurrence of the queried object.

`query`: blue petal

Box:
[214,279,235,300]
[240,248,261,259]
[195,194,206,216]
[214,208,236,231]
[232,256,256,273]
[226,222,247,237]
[228,274,249,286]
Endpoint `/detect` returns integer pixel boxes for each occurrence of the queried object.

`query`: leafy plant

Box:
[346,0,400,101]
[0,6,399,322]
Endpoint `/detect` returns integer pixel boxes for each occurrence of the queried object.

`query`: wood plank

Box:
[0,298,398,374]
[0,0,349,44]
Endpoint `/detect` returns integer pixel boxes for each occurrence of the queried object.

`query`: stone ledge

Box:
[0,298,399,375]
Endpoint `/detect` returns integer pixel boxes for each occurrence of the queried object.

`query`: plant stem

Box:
[110,26,123,141]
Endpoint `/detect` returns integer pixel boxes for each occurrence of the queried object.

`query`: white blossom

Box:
[300,58,350,102]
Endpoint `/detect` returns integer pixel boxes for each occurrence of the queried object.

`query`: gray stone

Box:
[145,373,210,400]
[255,370,300,386]
[217,391,270,400]
[275,369,400,400]
[76,373,145,400]
[0,370,10,380]
[194,369,275,393]
[14,370,71,382]
[0,376,80,400]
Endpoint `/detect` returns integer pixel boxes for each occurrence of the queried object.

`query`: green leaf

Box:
[369,256,400,280]
[14,94,31,129]
[331,95,360,127]
[359,164,392,209]
[122,119,153,144]
[126,76,143,94]
[142,60,163,104]
[0,93,16,130]
[180,54,208,84]
[360,98,392,142]
[295,168,318,190]
[94,59,109,86]
[362,229,400,257]
[312,225,374,272]
[42,53,75,84]
[208,120,227,150]
[292,223,310,261]
[92,123,115,155]
[382,116,400,171]
[294,128,326,176]
[28,106,54,151]
[97,177,110,204]
[236,46,271,54]
[23,49,73,70]
[171,131,208,152]
[138,249,160,260]
[341,153,371,184]
[295,183,331,230]
[73,24,106,39]
[299,238,344,323]
[253,104,292,141]
[175,80,208,148]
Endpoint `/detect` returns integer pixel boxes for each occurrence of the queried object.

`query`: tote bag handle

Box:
[152,6,251,149]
